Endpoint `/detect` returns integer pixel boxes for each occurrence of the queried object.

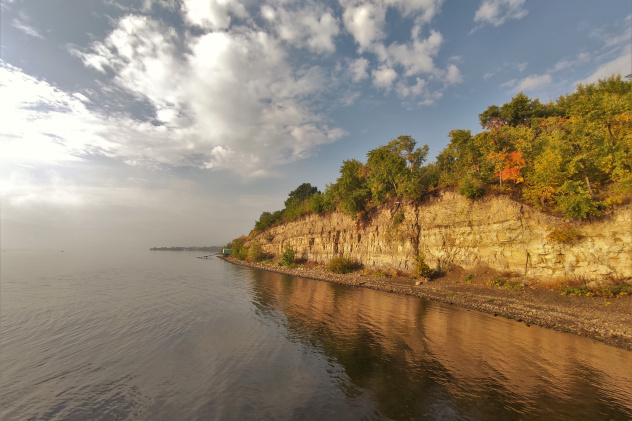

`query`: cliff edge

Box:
[248,191,631,282]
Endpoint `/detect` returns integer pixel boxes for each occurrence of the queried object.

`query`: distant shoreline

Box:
[150,246,221,251]
[219,255,632,351]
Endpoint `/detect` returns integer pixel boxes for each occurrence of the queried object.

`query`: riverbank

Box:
[219,256,632,351]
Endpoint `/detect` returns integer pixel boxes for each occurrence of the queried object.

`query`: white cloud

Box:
[483,61,527,80]
[342,2,386,51]
[349,57,370,82]
[550,52,590,73]
[579,15,632,84]
[372,65,397,89]
[29,13,344,176]
[473,0,527,27]
[579,48,632,85]
[263,2,340,54]
[337,1,458,100]
[382,28,443,76]
[181,0,248,30]
[512,73,552,92]
[396,77,425,97]
[12,18,44,39]
[341,0,445,50]
[445,64,462,85]
[0,61,114,164]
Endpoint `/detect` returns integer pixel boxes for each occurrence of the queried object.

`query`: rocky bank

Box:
[249,191,631,282]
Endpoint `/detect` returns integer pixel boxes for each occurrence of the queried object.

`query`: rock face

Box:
[251,192,631,282]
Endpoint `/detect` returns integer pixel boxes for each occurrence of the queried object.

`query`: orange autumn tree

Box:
[488,150,525,187]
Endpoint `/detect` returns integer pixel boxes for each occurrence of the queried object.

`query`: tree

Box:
[254,210,283,232]
[328,159,370,216]
[284,183,320,207]
[365,136,429,202]
[479,92,549,128]
[487,150,525,187]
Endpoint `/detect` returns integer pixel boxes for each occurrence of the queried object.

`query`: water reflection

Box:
[247,269,632,420]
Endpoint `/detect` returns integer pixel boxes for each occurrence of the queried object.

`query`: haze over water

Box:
[1,249,630,420]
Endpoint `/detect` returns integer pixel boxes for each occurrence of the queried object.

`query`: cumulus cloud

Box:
[3,0,462,180]
[473,0,527,27]
[372,65,397,89]
[445,64,463,85]
[342,1,386,51]
[263,2,340,54]
[507,73,552,92]
[338,1,460,102]
[25,13,344,176]
[180,0,248,30]
[349,57,370,82]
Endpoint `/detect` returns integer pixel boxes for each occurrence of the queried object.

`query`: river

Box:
[1,249,630,420]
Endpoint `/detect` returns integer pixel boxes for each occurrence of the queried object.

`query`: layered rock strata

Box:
[250,192,631,281]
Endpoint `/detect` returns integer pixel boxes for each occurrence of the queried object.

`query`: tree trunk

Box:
[579,160,595,197]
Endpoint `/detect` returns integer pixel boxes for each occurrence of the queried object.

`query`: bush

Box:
[280,245,296,266]
[231,237,249,260]
[459,177,485,199]
[309,193,332,214]
[247,241,265,262]
[555,181,602,219]
[414,255,435,278]
[487,277,522,290]
[393,210,405,226]
[254,210,283,232]
[327,256,358,274]
[547,223,582,244]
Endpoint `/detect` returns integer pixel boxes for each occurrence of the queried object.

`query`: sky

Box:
[1,0,631,250]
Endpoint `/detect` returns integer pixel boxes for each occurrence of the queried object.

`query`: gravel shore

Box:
[220,256,632,351]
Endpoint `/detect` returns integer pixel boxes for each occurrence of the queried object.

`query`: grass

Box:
[547,223,582,244]
[559,283,631,298]
[327,256,358,274]
[487,277,523,291]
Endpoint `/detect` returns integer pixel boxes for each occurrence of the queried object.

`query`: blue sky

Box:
[1,0,630,249]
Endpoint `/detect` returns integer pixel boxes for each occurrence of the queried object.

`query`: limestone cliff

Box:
[248,192,631,281]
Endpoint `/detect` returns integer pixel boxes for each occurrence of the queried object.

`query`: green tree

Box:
[284,183,321,207]
[365,136,429,202]
[328,159,371,216]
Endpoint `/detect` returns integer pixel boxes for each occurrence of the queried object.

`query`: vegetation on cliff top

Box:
[250,76,631,235]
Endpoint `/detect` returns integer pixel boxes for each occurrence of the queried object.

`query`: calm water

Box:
[1,249,631,420]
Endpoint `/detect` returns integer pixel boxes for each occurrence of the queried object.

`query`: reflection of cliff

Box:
[248,269,632,420]
[251,192,631,280]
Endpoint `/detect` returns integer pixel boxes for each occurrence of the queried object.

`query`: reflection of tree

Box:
[245,267,632,420]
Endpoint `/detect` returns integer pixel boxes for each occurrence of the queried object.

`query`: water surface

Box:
[1,249,630,420]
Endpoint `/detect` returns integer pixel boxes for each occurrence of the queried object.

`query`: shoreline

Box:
[219,256,632,351]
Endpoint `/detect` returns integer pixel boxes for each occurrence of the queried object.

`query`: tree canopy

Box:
[249,75,631,233]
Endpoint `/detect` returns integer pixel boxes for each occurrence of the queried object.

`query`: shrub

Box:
[280,244,296,266]
[487,277,522,290]
[254,210,283,232]
[414,255,435,278]
[231,238,249,260]
[393,210,405,226]
[309,193,332,214]
[459,177,485,199]
[555,181,602,219]
[247,241,265,262]
[547,223,582,244]
[327,256,358,274]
